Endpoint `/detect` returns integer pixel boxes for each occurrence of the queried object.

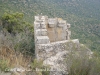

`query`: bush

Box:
[1,12,24,34]
[0,60,9,71]
[1,12,34,35]
[65,42,100,75]
[31,59,50,75]
[0,12,35,55]
[14,31,35,55]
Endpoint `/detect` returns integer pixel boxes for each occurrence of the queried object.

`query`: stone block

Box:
[58,20,66,27]
[36,36,50,44]
[34,16,42,22]
[36,29,47,36]
[35,16,39,20]
[49,24,55,28]
[41,16,48,21]
[34,22,41,29]
[41,22,46,29]
[58,24,64,27]
[48,18,57,27]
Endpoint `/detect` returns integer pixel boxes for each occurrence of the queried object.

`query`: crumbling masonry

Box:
[34,15,79,75]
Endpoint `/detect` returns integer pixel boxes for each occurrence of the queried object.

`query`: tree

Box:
[1,12,34,54]
[1,12,32,34]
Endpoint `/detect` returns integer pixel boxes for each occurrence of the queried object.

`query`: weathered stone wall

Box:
[34,14,74,75]
[47,25,64,42]
[36,39,79,60]
[34,15,93,75]
[46,18,71,42]
[34,15,79,75]
[34,15,71,58]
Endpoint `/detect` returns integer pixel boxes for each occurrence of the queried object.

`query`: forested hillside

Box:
[0,0,100,51]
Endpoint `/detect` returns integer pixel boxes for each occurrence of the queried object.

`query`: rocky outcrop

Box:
[34,15,92,75]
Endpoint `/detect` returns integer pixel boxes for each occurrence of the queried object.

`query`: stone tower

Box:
[34,15,79,75]
[34,15,72,58]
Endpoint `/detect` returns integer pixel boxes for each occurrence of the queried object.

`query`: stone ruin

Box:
[34,14,80,75]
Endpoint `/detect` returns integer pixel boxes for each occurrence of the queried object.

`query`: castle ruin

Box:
[34,14,79,75]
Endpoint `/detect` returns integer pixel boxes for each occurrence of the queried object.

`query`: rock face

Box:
[34,14,78,75]
[34,15,92,75]
[34,14,71,58]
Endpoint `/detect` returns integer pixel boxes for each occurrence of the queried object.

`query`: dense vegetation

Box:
[65,41,100,75]
[0,12,35,72]
[0,0,100,75]
[0,0,100,51]
[0,11,49,75]
[0,12,34,53]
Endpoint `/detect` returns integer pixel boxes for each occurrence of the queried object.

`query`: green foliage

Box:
[65,43,100,75]
[1,12,33,35]
[68,52,100,75]
[0,60,9,71]
[42,70,50,75]
[31,59,50,75]
[0,12,35,56]
[90,51,100,75]
[0,1,100,74]
[1,12,24,33]
[31,59,43,70]
[0,0,100,51]
[68,56,91,75]
[0,12,35,54]
[14,32,35,55]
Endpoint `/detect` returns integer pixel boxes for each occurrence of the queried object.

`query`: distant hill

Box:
[0,0,100,51]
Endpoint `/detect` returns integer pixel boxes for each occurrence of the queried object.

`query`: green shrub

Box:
[0,60,9,71]
[31,59,50,75]
[0,12,35,55]
[31,59,43,70]
[65,42,100,75]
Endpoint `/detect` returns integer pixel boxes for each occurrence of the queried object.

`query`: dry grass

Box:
[0,45,33,69]
[0,31,35,70]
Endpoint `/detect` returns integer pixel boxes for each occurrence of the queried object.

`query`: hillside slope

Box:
[0,0,100,51]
